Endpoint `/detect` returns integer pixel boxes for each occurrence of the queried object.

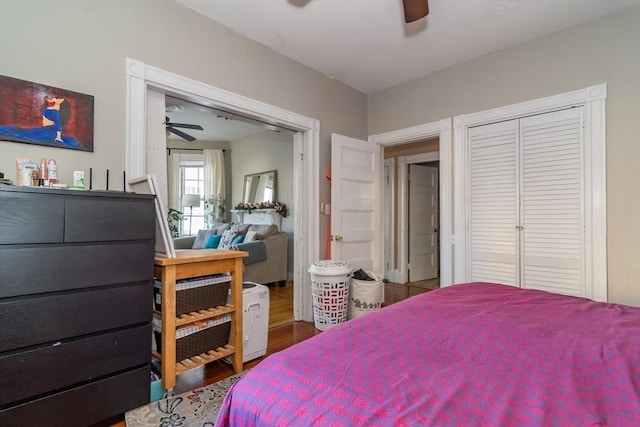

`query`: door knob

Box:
[334,235,343,242]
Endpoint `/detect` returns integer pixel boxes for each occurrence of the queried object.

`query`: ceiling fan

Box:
[165,117,204,142]
[293,0,429,24]
[402,0,429,23]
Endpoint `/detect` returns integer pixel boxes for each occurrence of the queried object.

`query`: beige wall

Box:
[369,6,640,306]
[230,130,295,272]
[0,0,367,249]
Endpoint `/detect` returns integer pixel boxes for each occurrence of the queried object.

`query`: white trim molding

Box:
[370,117,454,286]
[125,58,320,321]
[383,158,397,281]
[453,84,607,301]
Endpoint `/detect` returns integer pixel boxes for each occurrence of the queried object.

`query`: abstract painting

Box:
[0,74,94,152]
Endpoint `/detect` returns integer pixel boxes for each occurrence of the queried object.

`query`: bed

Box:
[215,282,640,426]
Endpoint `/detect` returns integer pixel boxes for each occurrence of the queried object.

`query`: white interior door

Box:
[468,119,520,286]
[409,164,438,281]
[331,134,382,274]
[520,107,585,296]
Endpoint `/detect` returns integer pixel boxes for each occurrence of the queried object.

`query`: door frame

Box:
[383,158,395,280]
[401,152,439,283]
[124,58,320,321]
[453,83,607,301]
[369,118,454,286]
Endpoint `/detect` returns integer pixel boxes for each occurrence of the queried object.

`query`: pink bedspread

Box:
[215,283,640,426]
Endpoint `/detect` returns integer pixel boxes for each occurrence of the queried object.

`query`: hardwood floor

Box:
[268,282,294,327]
[384,278,439,305]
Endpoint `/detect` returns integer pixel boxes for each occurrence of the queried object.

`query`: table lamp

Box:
[182,194,201,235]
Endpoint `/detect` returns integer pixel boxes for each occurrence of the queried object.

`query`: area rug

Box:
[125,371,246,427]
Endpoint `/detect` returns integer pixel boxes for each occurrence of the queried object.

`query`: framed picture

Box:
[129,174,176,258]
[0,74,94,152]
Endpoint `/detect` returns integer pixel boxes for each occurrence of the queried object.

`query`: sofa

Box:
[173,222,288,286]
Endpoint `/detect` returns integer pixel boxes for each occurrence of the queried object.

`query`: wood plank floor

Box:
[268,282,294,327]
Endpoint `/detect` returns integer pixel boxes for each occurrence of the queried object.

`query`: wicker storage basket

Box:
[153,314,231,362]
[308,260,351,331]
[154,273,230,316]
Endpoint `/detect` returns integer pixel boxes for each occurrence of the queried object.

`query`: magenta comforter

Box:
[215,283,640,426]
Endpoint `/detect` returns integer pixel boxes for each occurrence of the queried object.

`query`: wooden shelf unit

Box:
[154,249,248,390]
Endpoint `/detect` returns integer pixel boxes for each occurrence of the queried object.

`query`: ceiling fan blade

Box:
[168,127,196,142]
[168,122,204,130]
[402,0,429,23]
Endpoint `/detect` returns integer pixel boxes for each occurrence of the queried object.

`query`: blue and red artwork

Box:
[0,75,94,152]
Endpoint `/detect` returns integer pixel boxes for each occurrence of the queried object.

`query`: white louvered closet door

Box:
[468,120,520,286]
[468,107,585,296]
[520,108,584,296]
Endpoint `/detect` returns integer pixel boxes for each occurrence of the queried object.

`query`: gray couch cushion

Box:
[229,223,251,237]
[192,229,214,249]
[214,223,230,235]
[208,221,225,229]
[248,224,279,240]
[235,241,267,265]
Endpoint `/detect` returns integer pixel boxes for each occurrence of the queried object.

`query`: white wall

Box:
[368,6,640,306]
[230,130,294,272]
[0,0,367,252]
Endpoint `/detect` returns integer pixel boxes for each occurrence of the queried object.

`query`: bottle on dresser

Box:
[38,158,47,187]
[47,159,57,185]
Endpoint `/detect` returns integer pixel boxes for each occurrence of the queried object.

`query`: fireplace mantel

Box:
[230,209,281,230]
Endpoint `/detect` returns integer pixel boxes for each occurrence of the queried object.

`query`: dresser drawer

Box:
[0,324,151,406]
[0,193,64,244]
[0,366,150,427]
[0,283,152,352]
[65,198,155,242]
[0,242,153,298]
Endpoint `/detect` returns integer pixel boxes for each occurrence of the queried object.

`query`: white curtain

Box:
[204,149,225,220]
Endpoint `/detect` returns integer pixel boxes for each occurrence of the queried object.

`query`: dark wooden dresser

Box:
[0,186,155,426]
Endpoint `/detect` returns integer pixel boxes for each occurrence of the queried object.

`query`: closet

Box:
[467,107,585,296]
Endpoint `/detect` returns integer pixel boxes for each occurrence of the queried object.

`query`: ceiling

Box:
[175,0,639,94]
[165,96,274,142]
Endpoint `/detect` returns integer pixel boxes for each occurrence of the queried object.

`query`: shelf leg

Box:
[161,265,177,390]
[230,257,244,373]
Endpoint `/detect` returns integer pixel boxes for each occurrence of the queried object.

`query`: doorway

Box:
[408,161,439,284]
[125,58,320,322]
[382,141,440,285]
[369,119,453,287]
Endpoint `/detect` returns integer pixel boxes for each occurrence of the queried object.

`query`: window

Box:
[179,155,204,235]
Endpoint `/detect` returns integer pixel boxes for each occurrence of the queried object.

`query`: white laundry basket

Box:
[308,260,351,331]
[348,271,384,319]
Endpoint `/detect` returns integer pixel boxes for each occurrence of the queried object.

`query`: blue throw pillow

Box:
[203,234,222,249]
[232,235,245,245]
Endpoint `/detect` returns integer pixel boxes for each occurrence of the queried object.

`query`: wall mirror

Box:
[242,170,277,204]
